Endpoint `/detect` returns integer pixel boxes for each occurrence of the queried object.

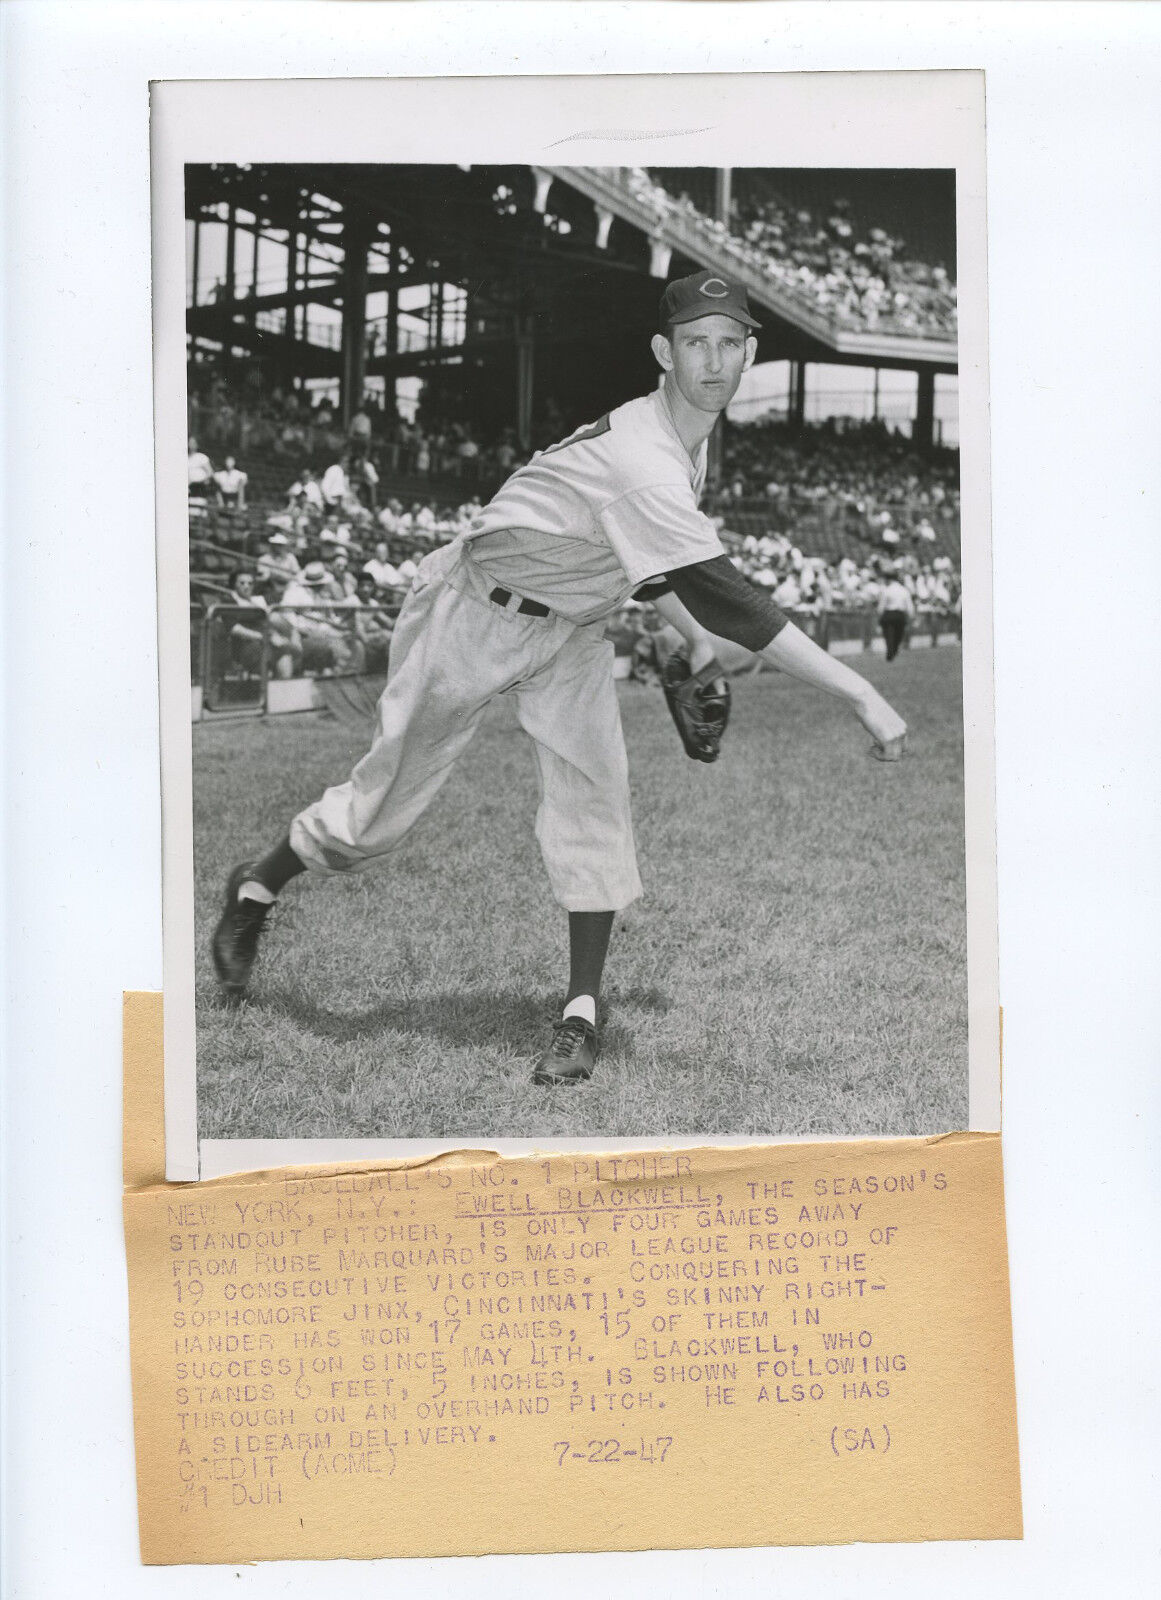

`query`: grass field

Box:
[193,646,968,1141]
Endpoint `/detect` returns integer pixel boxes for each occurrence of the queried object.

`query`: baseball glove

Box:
[661,649,731,763]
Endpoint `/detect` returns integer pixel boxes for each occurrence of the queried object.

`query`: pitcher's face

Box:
[658,315,756,415]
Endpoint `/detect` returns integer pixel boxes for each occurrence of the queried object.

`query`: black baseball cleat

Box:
[211,863,272,1000]
[532,1017,598,1086]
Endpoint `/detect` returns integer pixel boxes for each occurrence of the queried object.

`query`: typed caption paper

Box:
[124,994,1020,1562]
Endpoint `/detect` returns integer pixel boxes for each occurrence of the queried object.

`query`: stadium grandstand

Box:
[185,163,961,719]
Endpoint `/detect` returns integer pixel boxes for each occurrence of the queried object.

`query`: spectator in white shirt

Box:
[377,498,403,535]
[289,467,325,516]
[214,456,248,508]
[877,577,915,661]
[363,541,400,591]
[280,562,357,674]
[774,574,802,608]
[321,460,348,507]
[318,511,353,548]
[188,436,214,499]
[350,454,379,502]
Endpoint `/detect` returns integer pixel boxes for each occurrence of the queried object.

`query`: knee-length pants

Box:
[289,542,644,912]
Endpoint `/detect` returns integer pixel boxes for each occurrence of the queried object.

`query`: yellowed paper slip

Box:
[123,993,1021,1562]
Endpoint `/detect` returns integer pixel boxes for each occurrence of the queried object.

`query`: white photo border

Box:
[152,71,995,1180]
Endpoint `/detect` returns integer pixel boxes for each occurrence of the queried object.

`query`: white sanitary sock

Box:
[562,995,596,1027]
[238,880,276,905]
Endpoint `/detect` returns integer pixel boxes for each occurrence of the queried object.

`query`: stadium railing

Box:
[198,602,399,715]
[813,608,961,652]
[191,599,961,719]
[185,491,959,578]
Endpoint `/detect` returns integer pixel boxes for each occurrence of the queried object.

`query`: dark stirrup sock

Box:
[248,836,307,897]
[564,910,615,1007]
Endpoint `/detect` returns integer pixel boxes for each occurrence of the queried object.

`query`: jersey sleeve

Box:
[666,555,791,652]
[597,484,725,587]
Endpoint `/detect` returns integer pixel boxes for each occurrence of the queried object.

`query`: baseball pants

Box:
[289,541,644,912]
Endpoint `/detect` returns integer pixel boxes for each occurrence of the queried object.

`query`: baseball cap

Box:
[659,268,762,333]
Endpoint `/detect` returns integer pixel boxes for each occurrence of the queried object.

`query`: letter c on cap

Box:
[698,277,731,298]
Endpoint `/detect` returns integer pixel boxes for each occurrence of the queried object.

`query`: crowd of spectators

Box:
[187,356,514,483]
[720,528,958,620]
[713,416,958,543]
[215,537,419,682]
[190,375,961,689]
[711,421,961,646]
[196,459,959,692]
[623,168,956,339]
[195,433,489,678]
[211,518,956,688]
[730,189,956,337]
[603,532,957,688]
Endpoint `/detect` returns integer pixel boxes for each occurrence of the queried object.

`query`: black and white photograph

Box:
[153,75,996,1170]
[9,8,1160,1597]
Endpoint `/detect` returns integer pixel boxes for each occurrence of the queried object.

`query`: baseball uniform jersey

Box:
[463,389,727,623]
[289,387,727,912]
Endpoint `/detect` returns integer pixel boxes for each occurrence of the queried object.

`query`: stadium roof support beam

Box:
[649,238,672,278]
[714,169,732,226]
[225,204,237,311]
[516,312,534,453]
[532,168,554,214]
[340,217,371,427]
[914,368,935,453]
[289,196,304,345]
[790,361,806,430]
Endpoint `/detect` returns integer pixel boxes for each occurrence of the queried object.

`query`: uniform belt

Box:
[488,585,551,618]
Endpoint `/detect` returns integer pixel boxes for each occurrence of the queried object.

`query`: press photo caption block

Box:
[123,996,1020,1563]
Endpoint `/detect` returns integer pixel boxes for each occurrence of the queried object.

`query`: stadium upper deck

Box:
[560,167,957,360]
[186,162,957,452]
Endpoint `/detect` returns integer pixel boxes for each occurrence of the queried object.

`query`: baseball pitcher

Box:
[213,269,907,1086]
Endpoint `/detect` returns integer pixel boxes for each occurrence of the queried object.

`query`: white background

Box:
[2,3,1158,1597]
